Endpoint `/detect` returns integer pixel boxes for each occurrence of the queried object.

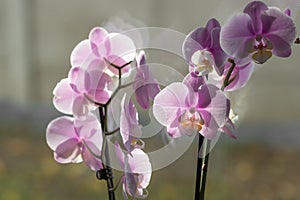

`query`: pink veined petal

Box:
[166,109,187,138]
[71,67,90,92]
[108,33,136,63]
[201,85,227,128]
[122,182,129,200]
[267,34,292,57]
[200,110,218,139]
[82,141,103,171]
[124,171,139,198]
[115,142,125,168]
[70,39,92,67]
[75,114,103,141]
[209,27,227,75]
[54,138,81,163]
[81,57,107,74]
[120,96,142,151]
[264,7,297,45]
[89,27,110,57]
[146,83,160,100]
[153,83,189,127]
[46,116,77,151]
[135,87,150,109]
[72,95,92,117]
[220,13,255,58]
[197,84,216,108]
[225,61,255,91]
[68,67,80,84]
[183,73,205,92]
[243,1,268,33]
[53,78,75,115]
[134,56,160,109]
[221,125,237,139]
[183,27,207,63]
[136,50,146,67]
[127,148,152,189]
[87,88,110,104]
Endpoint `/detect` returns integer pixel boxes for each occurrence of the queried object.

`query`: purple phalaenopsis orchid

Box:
[46,114,103,171]
[153,78,228,139]
[220,1,297,64]
[120,94,144,152]
[133,51,161,109]
[115,142,152,200]
[183,18,228,76]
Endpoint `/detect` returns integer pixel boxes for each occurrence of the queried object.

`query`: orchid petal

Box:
[243,1,268,33]
[54,138,81,163]
[153,83,189,127]
[70,39,91,67]
[82,141,102,171]
[265,7,297,45]
[53,78,75,115]
[89,27,110,57]
[46,116,77,151]
[220,13,255,58]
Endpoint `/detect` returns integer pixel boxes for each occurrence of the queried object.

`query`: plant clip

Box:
[96,167,113,180]
[295,37,300,44]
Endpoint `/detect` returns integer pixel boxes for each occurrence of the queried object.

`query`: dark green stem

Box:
[194,135,204,200]
[99,107,115,200]
[199,140,211,199]
[221,58,236,91]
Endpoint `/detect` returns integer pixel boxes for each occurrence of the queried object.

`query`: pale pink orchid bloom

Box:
[115,142,152,200]
[53,66,112,117]
[70,27,136,76]
[153,77,228,139]
[46,114,103,171]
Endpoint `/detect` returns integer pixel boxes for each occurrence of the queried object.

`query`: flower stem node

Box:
[96,167,113,180]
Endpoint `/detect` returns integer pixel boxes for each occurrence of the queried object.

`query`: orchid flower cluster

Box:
[46,1,298,199]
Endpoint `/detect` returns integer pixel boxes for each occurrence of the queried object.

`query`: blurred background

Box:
[0,0,300,199]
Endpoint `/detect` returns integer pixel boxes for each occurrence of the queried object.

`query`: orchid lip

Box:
[179,109,204,133]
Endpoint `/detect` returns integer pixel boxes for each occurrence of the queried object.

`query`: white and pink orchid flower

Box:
[46,114,103,171]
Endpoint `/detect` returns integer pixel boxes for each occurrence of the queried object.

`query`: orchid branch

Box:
[221,58,236,91]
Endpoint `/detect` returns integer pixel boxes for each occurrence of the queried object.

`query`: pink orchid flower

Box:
[53,65,112,117]
[153,78,228,139]
[133,51,161,109]
[46,114,103,171]
[183,73,237,139]
[70,27,136,76]
[220,1,297,64]
[115,142,152,200]
[120,95,144,152]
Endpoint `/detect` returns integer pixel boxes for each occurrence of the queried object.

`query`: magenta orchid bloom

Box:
[120,95,144,152]
[133,51,161,109]
[183,18,228,76]
[153,80,228,139]
[115,142,151,200]
[46,114,103,171]
[220,1,297,64]
[53,66,112,117]
[71,27,136,76]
